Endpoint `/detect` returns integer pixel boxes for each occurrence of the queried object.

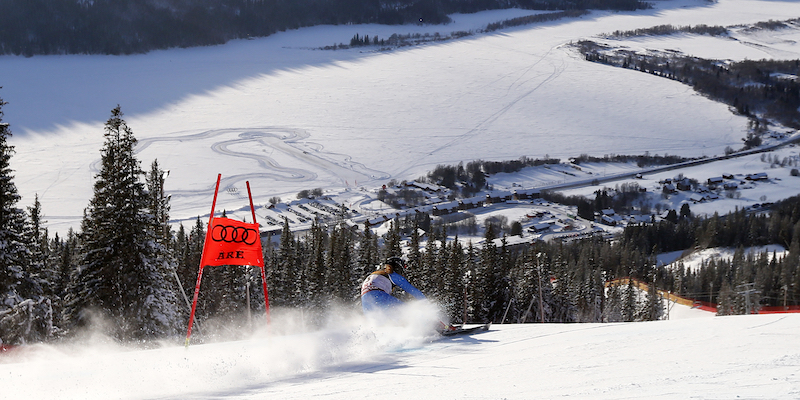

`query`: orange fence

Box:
[605,277,800,314]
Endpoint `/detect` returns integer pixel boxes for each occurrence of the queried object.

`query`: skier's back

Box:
[360,256,425,313]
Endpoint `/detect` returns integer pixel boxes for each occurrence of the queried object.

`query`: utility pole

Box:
[462,270,472,325]
[537,253,545,323]
[463,278,469,325]
[736,283,760,314]
[782,285,789,310]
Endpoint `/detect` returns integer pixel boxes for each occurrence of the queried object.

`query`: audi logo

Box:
[212,224,259,245]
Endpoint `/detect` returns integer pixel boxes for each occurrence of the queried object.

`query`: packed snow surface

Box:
[2,307,798,399]
[4,0,800,234]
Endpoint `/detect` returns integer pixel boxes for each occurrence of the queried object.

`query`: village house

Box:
[628,215,653,224]
[459,196,484,210]
[528,222,552,233]
[723,181,739,190]
[485,190,513,204]
[432,200,460,216]
[512,188,541,200]
[690,193,705,203]
[676,178,693,191]
[746,172,768,181]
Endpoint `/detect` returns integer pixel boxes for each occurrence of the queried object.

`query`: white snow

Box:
[2,308,798,399]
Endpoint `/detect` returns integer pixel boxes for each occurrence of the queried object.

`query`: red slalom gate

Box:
[185,174,270,347]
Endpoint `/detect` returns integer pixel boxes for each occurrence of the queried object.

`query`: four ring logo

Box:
[212,224,258,245]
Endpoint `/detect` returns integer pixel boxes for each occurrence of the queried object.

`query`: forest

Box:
[2,97,800,346]
[0,0,649,56]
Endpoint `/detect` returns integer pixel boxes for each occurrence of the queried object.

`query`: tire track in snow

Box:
[131,127,389,198]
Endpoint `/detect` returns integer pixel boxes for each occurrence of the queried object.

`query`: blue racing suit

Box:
[360,272,426,313]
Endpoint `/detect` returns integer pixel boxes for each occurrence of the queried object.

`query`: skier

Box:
[360,256,426,313]
[360,256,459,333]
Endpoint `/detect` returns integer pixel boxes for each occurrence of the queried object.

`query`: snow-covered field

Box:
[2,306,798,399]
[4,0,800,234]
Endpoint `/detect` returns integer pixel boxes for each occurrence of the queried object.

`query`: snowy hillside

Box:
[2,309,797,399]
[3,0,800,235]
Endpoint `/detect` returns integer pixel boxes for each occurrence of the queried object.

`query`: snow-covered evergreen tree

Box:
[176,218,206,322]
[477,228,501,322]
[602,283,623,322]
[133,160,182,338]
[326,223,354,303]
[354,227,379,282]
[269,217,297,307]
[549,254,576,323]
[441,238,465,322]
[304,220,326,310]
[63,106,180,340]
[404,219,423,283]
[47,230,79,331]
[636,277,664,321]
[0,94,52,345]
[382,219,402,260]
[20,194,59,340]
[419,228,440,296]
[622,279,637,322]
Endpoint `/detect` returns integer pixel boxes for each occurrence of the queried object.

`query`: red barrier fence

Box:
[606,277,800,314]
[759,306,800,314]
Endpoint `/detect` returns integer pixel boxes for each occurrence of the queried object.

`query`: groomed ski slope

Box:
[2,307,798,399]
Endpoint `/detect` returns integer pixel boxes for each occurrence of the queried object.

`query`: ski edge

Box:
[440,322,491,337]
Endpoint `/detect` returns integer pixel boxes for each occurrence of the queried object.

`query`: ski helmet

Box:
[385,256,406,274]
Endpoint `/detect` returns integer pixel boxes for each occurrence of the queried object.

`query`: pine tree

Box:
[355,227,379,282]
[20,194,58,340]
[270,216,297,307]
[549,254,576,323]
[48,229,79,331]
[133,160,182,337]
[405,219,423,284]
[430,226,449,298]
[305,220,326,310]
[420,228,440,296]
[463,242,481,323]
[622,279,637,322]
[326,223,354,304]
[513,250,541,323]
[63,106,180,340]
[479,230,502,322]
[26,195,51,296]
[0,94,50,345]
[179,217,209,321]
[636,276,664,321]
[441,238,465,322]
[602,283,623,322]
[382,219,402,259]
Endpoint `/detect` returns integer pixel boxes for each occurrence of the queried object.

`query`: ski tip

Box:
[439,323,491,337]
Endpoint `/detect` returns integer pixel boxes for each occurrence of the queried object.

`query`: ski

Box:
[440,323,491,337]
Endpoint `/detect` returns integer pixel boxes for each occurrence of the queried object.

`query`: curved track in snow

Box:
[126,127,389,199]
